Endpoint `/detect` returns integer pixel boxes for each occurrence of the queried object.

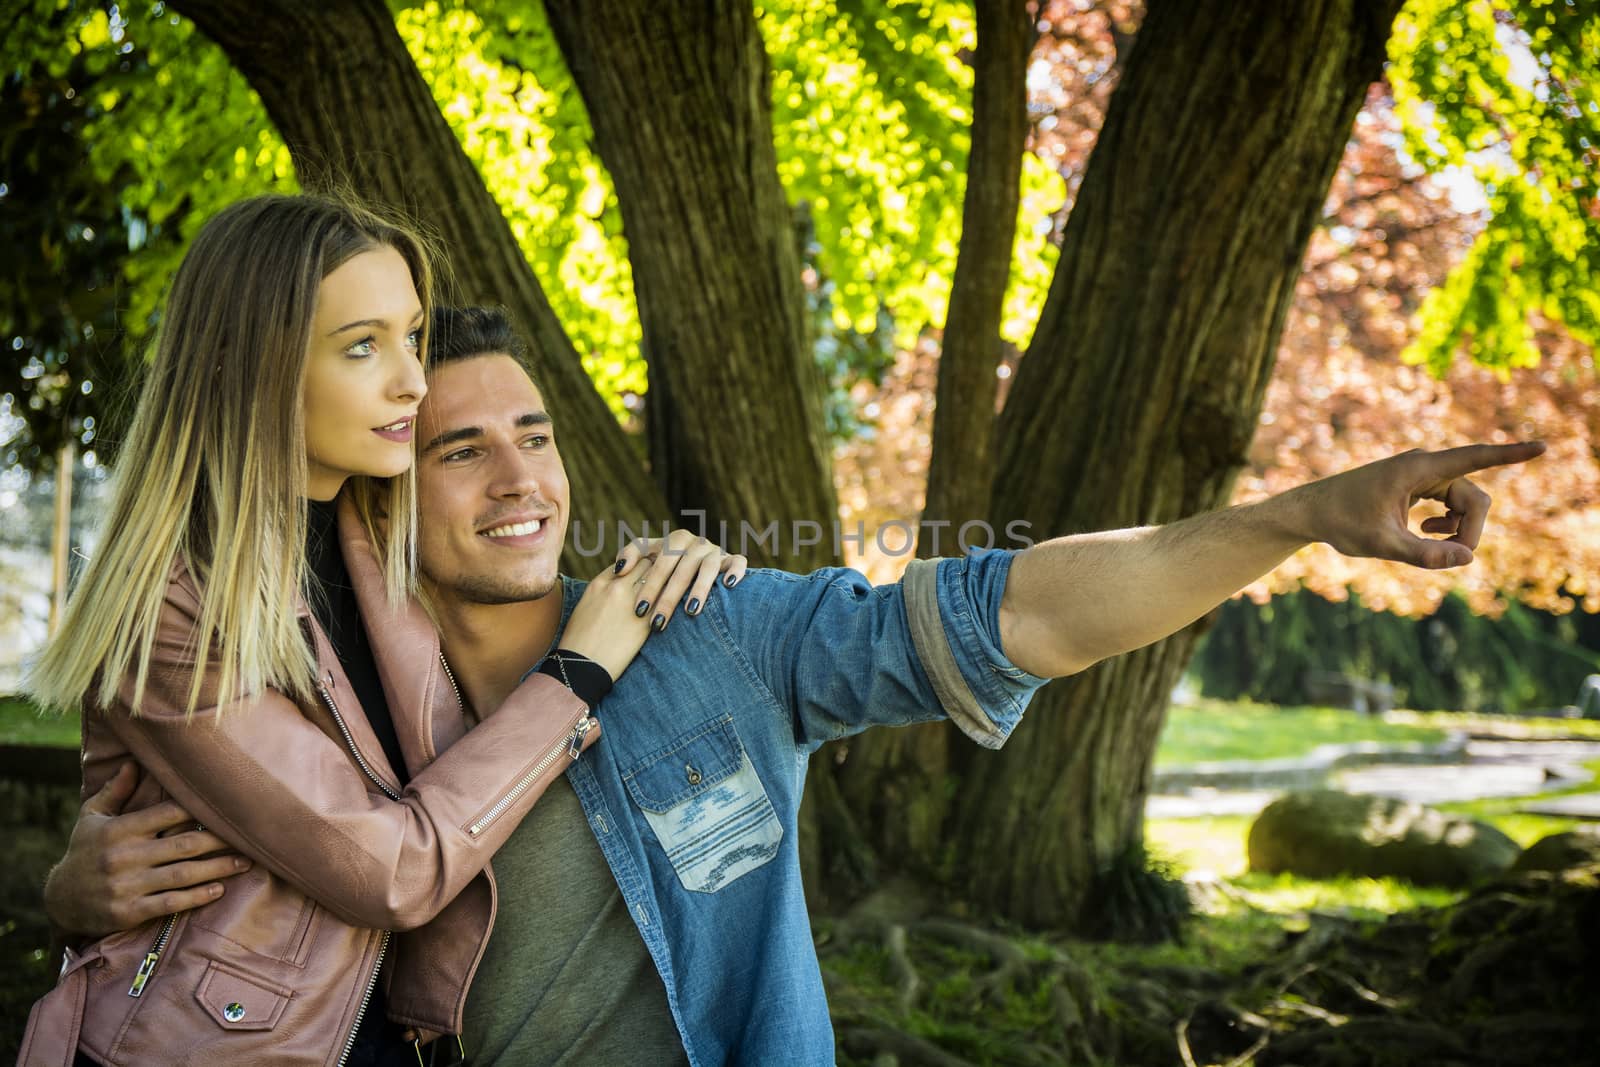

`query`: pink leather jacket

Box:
[18,499,598,1066]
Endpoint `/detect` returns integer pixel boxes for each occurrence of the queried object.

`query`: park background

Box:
[3,0,1600,1063]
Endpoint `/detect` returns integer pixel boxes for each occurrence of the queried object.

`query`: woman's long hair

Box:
[27,193,436,716]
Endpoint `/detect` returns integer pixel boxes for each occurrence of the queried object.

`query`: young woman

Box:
[19,193,741,1066]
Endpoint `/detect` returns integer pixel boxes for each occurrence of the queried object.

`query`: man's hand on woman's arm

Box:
[999,442,1547,679]
[44,762,250,937]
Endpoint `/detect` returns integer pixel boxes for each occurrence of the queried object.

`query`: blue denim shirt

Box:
[548,549,1048,1067]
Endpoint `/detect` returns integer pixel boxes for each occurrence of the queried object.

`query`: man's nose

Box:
[487,448,541,498]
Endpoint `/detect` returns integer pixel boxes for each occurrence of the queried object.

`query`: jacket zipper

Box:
[335,930,390,1067]
[450,652,594,837]
[321,678,398,1066]
[320,680,402,802]
[439,652,464,718]
[467,713,592,836]
[126,913,178,997]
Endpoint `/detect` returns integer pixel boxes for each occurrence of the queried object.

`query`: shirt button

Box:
[223,1002,246,1022]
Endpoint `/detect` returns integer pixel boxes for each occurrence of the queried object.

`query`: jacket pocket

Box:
[193,958,292,1032]
[622,715,782,893]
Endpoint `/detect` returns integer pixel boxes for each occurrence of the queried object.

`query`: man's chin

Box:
[426,570,560,607]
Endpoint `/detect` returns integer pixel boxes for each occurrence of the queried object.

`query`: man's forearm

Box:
[998,487,1315,678]
[994,442,1541,678]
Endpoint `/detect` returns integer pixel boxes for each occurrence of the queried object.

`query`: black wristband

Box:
[534,648,614,708]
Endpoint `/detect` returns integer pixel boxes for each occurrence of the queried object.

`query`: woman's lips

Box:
[372,418,414,443]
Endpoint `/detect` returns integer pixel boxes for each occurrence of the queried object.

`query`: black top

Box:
[305,500,410,785]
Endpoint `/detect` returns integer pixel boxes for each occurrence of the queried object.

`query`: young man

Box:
[44,306,1543,1065]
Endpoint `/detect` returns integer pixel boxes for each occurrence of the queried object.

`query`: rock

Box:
[1246,789,1520,888]
[1508,829,1600,875]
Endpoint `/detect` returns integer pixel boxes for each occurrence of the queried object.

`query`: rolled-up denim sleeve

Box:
[713,551,1048,749]
[901,549,1050,749]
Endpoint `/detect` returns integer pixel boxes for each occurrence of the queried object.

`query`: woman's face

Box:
[303,245,427,500]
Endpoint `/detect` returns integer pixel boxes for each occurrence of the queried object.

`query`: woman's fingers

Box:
[611,536,647,578]
[641,541,717,632]
[626,555,656,617]
[612,532,745,626]
[718,552,748,588]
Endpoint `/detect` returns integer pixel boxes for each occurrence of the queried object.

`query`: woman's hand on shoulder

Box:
[561,531,746,682]
[613,530,747,633]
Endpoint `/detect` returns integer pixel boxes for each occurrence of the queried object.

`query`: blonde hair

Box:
[27,193,436,716]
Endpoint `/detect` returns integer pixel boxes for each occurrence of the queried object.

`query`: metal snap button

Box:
[223,1002,246,1022]
[685,763,702,785]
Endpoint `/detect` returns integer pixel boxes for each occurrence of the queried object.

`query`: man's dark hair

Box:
[426,305,534,373]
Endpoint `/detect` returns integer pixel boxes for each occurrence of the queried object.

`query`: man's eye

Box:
[524,435,550,449]
[442,448,475,462]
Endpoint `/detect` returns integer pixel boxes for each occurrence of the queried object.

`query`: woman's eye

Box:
[406,328,422,350]
[346,336,377,357]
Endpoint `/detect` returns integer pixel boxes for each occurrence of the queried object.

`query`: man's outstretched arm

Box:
[998,442,1546,678]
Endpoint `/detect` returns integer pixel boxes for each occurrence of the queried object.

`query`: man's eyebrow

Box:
[422,426,481,455]
[421,413,551,455]
[328,307,426,337]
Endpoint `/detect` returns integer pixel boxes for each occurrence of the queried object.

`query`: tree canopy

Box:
[6,0,1591,492]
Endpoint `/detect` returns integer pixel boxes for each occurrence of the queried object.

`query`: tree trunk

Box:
[818,0,1039,903]
[541,0,839,571]
[919,0,1035,546]
[836,0,1403,929]
[172,0,664,569]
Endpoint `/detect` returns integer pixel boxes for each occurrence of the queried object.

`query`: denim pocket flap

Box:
[623,716,744,813]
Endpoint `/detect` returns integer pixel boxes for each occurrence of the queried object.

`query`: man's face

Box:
[415,354,569,606]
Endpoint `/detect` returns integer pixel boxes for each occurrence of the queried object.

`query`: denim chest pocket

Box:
[622,715,783,893]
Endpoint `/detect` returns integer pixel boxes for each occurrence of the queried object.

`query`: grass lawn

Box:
[0,696,77,748]
[1155,698,1449,765]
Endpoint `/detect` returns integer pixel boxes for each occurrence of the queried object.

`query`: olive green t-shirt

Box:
[462,775,688,1067]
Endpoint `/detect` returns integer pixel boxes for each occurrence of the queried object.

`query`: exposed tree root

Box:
[823,864,1600,1066]
[886,925,920,1016]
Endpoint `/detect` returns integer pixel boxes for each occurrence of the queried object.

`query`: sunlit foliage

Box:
[1389,0,1600,374]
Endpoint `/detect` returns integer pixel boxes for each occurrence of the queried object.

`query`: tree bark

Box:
[822,0,1039,900]
[171,0,664,569]
[541,0,839,570]
[919,0,1036,550]
[837,0,1404,928]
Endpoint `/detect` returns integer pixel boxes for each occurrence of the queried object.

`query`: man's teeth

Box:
[483,519,543,538]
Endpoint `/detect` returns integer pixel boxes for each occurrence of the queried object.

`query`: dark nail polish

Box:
[724,574,737,587]
[687,598,700,615]
[635,600,650,617]
[614,559,626,574]
[651,613,666,632]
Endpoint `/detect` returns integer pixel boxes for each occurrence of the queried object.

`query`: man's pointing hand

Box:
[1298,441,1547,570]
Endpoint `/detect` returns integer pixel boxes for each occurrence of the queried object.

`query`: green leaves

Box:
[765,0,1061,351]
[398,1,643,416]
[1390,0,1600,374]
[1,0,290,472]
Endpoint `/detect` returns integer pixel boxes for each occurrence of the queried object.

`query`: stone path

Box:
[1148,737,1600,820]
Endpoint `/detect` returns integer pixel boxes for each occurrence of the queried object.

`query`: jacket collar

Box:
[336,494,451,775]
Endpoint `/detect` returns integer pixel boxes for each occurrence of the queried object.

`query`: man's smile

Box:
[479,514,551,544]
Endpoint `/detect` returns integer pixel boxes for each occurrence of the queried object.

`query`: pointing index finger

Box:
[1427,441,1546,480]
